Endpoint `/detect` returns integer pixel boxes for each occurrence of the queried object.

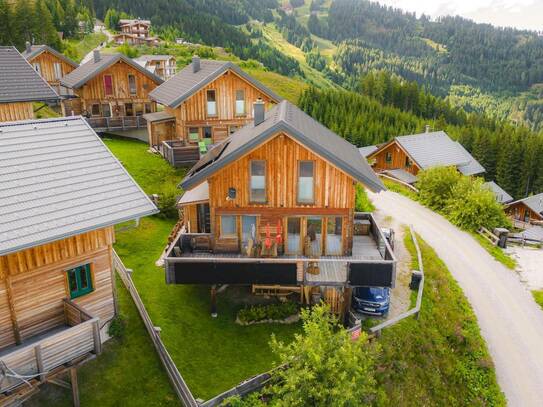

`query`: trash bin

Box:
[493,228,509,249]
[409,270,423,290]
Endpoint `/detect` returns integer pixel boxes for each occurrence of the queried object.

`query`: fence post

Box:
[92,320,102,355]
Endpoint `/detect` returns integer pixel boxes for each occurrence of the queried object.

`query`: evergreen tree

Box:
[0,0,12,45]
[34,0,61,48]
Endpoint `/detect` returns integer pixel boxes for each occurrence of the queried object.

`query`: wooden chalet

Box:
[361,130,485,184]
[60,51,163,132]
[134,55,177,81]
[0,117,157,400]
[22,42,79,97]
[164,100,396,315]
[114,19,158,47]
[146,56,282,166]
[0,47,59,122]
[505,193,543,228]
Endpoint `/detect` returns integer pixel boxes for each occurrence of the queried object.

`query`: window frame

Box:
[66,263,94,299]
[103,74,114,96]
[297,160,315,204]
[53,62,63,79]
[385,151,392,164]
[127,74,137,96]
[235,89,246,116]
[220,215,237,238]
[101,103,111,118]
[91,104,100,116]
[249,160,267,203]
[405,156,412,168]
[206,89,217,117]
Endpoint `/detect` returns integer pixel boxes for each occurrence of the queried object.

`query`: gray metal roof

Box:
[142,111,175,123]
[483,181,513,204]
[509,193,543,217]
[149,59,282,108]
[61,52,163,89]
[359,145,378,157]
[181,100,385,192]
[383,169,418,185]
[178,181,209,205]
[0,46,59,104]
[519,226,543,243]
[22,44,78,68]
[0,116,158,256]
[135,55,175,62]
[394,131,485,175]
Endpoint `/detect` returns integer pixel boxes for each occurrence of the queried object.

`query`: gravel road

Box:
[369,190,543,407]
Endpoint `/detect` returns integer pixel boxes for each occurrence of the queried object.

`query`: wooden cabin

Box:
[115,19,158,46]
[164,101,396,314]
[134,55,177,81]
[60,51,163,131]
[22,42,78,97]
[362,130,485,184]
[0,46,59,122]
[0,117,157,398]
[505,193,543,228]
[145,56,281,165]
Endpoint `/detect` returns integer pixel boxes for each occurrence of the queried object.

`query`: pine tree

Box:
[0,0,12,45]
[34,0,60,48]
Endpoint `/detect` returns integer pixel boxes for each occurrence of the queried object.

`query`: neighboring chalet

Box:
[146,56,282,166]
[60,51,163,131]
[22,42,79,96]
[113,19,159,46]
[163,100,396,316]
[134,55,177,81]
[505,193,543,227]
[483,181,513,204]
[0,117,157,400]
[0,47,59,122]
[361,130,485,184]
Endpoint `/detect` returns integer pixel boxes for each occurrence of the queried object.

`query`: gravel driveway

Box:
[369,190,543,407]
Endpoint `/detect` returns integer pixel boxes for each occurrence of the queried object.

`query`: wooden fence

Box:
[112,250,199,407]
[85,116,147,132]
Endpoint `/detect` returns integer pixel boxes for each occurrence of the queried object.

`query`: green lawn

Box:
[63,32,107,63]
[532,290,543,310]
[375,231,505,405]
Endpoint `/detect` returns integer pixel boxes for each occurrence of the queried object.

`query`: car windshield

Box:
[354,287,388,300]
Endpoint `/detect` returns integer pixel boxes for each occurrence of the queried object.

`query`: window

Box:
[135,103,144,116]
[250,160,266,203]
[405,156,412,168]
[206,90,217,116]
[203,127,213,140]
[197,203,211,233]
[235,89,245,115]
[326,217,343,255]
[144,103,152,114]
[306,217,322,256]
[125,103,134,116]
[188,127,199,142]
[67,264,93,299]
[91,104,100,116]
[242,215,257,245]
[385,151,392,164]
[102,103,111,117]
[32,63,41,75]
[298,161,315,204]
[103,75,113,96]
[286,217,302,255]
[128,74,137,95]
[221,215,237,237]
[53,62,62,79]
[524,210,530,223]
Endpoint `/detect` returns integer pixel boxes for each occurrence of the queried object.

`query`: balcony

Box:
[85,116,147,132]
[164,213,396,288]
[0,300,101,395]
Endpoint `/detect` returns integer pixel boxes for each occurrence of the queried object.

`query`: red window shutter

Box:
[104,75,113,96]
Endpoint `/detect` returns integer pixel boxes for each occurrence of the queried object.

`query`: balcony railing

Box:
[85,116,147,132]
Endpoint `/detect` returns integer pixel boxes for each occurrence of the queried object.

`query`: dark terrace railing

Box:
[85,116,147,132]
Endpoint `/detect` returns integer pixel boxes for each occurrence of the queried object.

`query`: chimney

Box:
[192,55,200,73]
[425,124,431,133]
[25,41,31,54]
[93,50,101,63]
[253,99,265,126]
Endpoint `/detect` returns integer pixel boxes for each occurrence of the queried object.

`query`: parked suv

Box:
[352,286,390,316]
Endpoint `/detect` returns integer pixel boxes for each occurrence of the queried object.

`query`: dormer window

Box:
[235,89,245,116]
[206,90,217,117]
[250,160,266,203]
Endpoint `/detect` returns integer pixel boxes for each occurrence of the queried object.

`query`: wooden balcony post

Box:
[70,368,80,407]
[92,320,102,355]
[35,344,45,381]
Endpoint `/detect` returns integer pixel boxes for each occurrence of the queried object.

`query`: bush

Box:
[417,166,462,210]
[108,315,126,339]
[237,302,298,324]
[156,185,180,219]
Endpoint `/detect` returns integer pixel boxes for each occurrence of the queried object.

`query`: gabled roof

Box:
[135,55,175,62]
[181,100,385,192]
[370,131,485,176]
[359,145,378,157]
[508,193,543,218]
[61,52,163,89]
[120,19,151,26]
[0,46,59,104]
[22,44,78,68]
[0,116,158,256]
[149,59,282,108]
[483,181,513,204]
[382,169,418,185]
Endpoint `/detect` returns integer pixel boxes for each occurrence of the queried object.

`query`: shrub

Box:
[417,166,462,210]
[156,185,180,219]
[237,301,298,324]
[108,315,126,339]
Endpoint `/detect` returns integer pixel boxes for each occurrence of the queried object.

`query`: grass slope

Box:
[63,32,107,63]
[376,231,505,405]
[532,290,543,310]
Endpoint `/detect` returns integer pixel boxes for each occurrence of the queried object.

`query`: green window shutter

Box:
[67,264,94,299]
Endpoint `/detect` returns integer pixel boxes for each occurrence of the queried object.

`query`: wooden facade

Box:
[64,59,161,119]
[0,227,116,350]
[26,50,76,95]
[368,140,420,175]
[0,102,34,122]
[505,202,543,224]
[181,132,356,256]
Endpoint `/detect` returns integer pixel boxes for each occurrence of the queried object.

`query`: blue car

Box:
[352,286,390,316]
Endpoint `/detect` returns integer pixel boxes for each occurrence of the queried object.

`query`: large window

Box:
[221,215,237,237]
[298,161,315,204]
[67,264,93,299]
[128,74,137,95]
[188,127,199,143]
[103,75,113,96]
[102,103,111,118]
[242,215,257,245]
[286,217,302,255]
[53,62,62,79]
[250,160,266,203]
[235,89,245,115]
[326,217,343,255]
[206,90,217,116]
[196,203,211,233]
[306,217,322,256]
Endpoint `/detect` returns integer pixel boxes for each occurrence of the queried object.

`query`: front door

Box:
[196,203,211,233]
[125,103,134,117]
[306,216,323,256]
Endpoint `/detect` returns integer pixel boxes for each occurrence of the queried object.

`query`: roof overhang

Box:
[24,45,78,68]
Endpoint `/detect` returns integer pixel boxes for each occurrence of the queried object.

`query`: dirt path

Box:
[369,190,543,407]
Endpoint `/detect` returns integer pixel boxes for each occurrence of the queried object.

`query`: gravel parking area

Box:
[507,246,543,290]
